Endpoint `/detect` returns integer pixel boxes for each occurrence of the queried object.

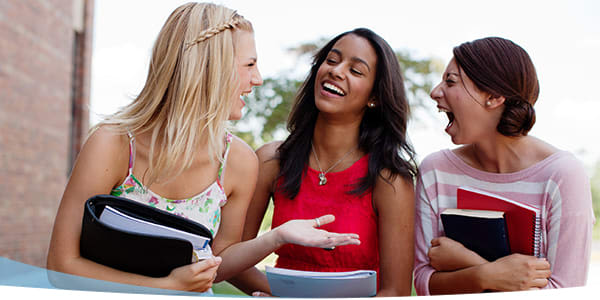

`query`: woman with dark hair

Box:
[229,28,417,296]
[413,37,594,295]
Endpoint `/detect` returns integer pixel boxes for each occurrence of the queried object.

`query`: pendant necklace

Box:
[311,143,358,186]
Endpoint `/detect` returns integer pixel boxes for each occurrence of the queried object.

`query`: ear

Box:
[367,97,377,108]
[485,94,505,109]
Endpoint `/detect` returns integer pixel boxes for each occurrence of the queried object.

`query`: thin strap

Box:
[126,131,135,175]
[216,132,233,187]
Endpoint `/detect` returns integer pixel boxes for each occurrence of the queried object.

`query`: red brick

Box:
[0,0,94,268]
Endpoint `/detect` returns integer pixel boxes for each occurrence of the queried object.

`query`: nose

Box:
[252,68,263,86]
[329,64,345,80]
[430,82,443,102]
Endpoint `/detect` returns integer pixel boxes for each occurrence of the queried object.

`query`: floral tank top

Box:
[110,132,232,237]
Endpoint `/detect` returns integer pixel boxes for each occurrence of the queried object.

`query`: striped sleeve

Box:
[541,155,594,288]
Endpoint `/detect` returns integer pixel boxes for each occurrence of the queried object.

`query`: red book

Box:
[456,186,541,257]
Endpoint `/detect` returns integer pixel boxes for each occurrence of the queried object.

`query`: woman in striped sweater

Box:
[413,37,594,295]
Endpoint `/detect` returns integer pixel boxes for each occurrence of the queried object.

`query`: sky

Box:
[90,0,600,174]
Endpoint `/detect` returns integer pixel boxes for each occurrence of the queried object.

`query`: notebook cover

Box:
[80,195,213,277]
[441,209,510,261]
[457,187,540,256]
[266,266,377,298]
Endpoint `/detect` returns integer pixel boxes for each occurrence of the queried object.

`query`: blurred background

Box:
[1,0,599,295]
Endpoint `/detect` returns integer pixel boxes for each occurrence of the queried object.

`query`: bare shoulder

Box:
[86,125,129,146]
[227,135,259,173]
[81,125,130,166]
[377,169,415,192]
[62,125,130,201]
[373,170,415,209]
[256,141,282,161]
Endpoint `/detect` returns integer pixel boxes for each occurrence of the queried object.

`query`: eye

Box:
[351,68,363,76]
[326,58,338,64]
[445,79,456,86]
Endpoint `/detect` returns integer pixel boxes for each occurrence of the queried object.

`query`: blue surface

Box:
[0,257,210,296]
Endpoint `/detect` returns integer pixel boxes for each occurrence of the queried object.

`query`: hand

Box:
[274,215,360,249]
[428,237,487,271]
[166,256,222,292]
[480,254,551,291]
[252,291,272,297]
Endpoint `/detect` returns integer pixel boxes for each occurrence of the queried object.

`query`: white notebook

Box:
[266,266,377,297]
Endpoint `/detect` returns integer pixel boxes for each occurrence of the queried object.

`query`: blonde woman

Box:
[47,2,359,293]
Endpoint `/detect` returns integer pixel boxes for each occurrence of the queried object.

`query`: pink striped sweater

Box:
[414,149,595,295]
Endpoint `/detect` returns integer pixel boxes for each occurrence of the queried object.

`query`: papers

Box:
[266,266,377,298]
[99,205,212,261]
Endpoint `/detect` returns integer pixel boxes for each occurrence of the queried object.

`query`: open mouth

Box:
[439,108,455,129]
[322,82,346,96]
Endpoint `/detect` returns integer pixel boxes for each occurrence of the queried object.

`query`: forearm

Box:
[227,267,270,295]
[215,229,282,282]
[428,265,485,295]
[47,255,166,289]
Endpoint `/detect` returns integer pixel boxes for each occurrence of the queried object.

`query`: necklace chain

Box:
[311,143,358,186]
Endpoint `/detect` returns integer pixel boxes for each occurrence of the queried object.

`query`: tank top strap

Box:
[216,132,233,188]
[126,131,136,175]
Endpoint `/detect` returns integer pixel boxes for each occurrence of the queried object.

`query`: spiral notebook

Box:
[456,186,541,257]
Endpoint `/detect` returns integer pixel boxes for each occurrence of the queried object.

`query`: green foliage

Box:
[591,161,600,238]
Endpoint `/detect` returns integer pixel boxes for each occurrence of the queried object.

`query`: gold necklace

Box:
[311,143,358,186]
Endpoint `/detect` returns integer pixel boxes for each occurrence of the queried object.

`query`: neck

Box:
[313,114,361,151]
[468,135,532,173]
[310,114,362,172]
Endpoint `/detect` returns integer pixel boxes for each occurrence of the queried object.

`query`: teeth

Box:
[241,92,250,97]
[438,108,450,113]
[323,82,345,96]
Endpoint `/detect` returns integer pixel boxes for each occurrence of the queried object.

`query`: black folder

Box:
[80,194,213,277]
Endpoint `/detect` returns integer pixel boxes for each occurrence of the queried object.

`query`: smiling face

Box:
[313,34,377,118]
[230,30,263,120]
[430,58,499,145]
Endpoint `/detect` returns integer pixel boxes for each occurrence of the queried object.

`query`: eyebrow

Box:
[330,49,371,72]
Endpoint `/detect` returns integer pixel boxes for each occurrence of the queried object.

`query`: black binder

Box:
[80,194,213,278]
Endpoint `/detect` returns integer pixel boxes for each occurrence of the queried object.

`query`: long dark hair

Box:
[276,28,417,199]
[453,37,539,136]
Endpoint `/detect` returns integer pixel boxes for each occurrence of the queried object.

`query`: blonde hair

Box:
[94,2,253,185]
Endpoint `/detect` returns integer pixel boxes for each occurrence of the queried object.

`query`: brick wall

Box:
[0,0,94,267]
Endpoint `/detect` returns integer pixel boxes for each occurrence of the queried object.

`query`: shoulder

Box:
[70,125,130,189]
[373,168,415,212]
[255,141,282,185]
[374,169,415,198]
[542,150,589,182]
[255,141,282,163]
[83,125,130,163]
[418,149,452,173]
[226,134,259,174]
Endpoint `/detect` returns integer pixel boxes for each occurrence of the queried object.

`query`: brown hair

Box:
[453,37,539,136]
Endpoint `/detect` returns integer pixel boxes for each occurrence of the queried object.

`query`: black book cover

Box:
[80,194,213,277]
[441,208,510,262]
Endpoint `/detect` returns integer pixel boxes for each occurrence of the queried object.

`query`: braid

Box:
[186,18,241,49]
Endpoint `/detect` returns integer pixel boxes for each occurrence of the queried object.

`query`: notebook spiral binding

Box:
[533,215,542,257]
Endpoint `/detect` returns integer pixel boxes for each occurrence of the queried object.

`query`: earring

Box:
[485,100,492,106]
[368,102,375,108]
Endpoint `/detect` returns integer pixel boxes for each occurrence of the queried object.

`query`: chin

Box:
[228,112,243,121]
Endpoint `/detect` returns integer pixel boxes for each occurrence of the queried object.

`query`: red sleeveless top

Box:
[272,154,379,274]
